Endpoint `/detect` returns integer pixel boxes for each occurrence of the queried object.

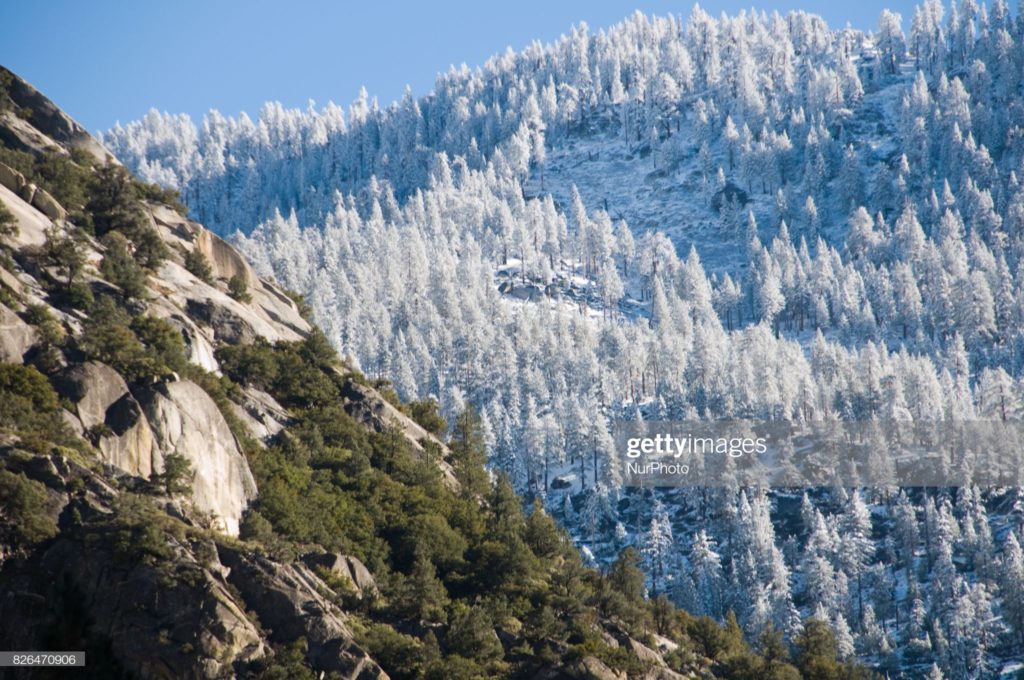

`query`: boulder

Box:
[59,408,84,436]
[301,552,379,600]
[510,283,544,301]
[568,656,627,680]
[219,547,388,679]
[30,186,66,222]
[139,380,257,536]
[0,183,51,247]
[186,298,257,345]
[0,303,37,362]
[0,162,25,194]
[152,258,306,345]
[53,361,157,478]
[229,385,289,441]
[623,636,667,668]
[146,303,220,373]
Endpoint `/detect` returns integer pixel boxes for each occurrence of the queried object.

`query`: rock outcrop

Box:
[219,546,388,679]
[29,186,65,222]
[0,450,266,680]
[0,66,112,163]
[53,361,158,478]
[0,182,49,247]
[230,385,290,441]
[138,380,257,536]
[0,162,26,195]
[340,379,459,489]
[0,303,36,363]
[302,551,380,600]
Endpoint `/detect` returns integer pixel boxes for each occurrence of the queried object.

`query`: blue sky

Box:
[2,1,920,134]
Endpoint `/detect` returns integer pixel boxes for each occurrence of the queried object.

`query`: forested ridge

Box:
[0,65,878,678]
[105,2,1024,675]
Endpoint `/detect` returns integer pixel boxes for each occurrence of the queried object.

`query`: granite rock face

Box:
[138,380,257,536]
[219,546,389,679]
[0,303,36,363]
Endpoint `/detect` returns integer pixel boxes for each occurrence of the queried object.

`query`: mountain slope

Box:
[0,68,877,679]
[102,4,1024,676]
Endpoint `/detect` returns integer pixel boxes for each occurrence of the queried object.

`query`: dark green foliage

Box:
[370,377,403,409]
[78,311,147,377]
[215,335,340,409]
[228,273,251,303]
[0,147,34,181]
[391,551,449,624]
[0,363,75,450]
[449,405,490,497]
[100,232,147,299]
[34,152,93,219]
[407,399,447,436]
[601,547,649,629]
[78,300,185,382]
[107,494,176,567]
[239,509,275,543]
[0,468,58,548]
[132,222,168,270]
[358,623,427,680]
[133,181,188,215]
[130,315,187,375]
[23,303,65,346]
[215,339,279,389]
[23,305,66,374]
[0,69,13,112]
[445,604,504,664]
[792,620,878,680]
[0,146,93,227]
[525,499,567,559]
[87,164,148,239]
[42,226,85,289]
[0,363,58,413]
[156,451,194,496]
[87,163,167,269]
[64,280,94,310]
[183,248,214,283]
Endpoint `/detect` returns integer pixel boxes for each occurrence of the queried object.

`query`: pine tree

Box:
[839,490,874,623]
[689,530,725,618]
[1001,530,1024,644]
[642,500,675,595]
[394,551,449,624]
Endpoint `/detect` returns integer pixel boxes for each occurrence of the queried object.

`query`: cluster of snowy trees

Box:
[105,7,888,234]
[109,1,1024,674]
[624,486,1024,677]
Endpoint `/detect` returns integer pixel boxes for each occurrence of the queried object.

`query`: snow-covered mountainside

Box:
[108,3,1024,676]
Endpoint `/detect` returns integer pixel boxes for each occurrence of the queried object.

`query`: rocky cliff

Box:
[0,68,403,679]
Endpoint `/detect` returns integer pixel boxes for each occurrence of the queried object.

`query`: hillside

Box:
[102,3,1024,676]
[0,67,880,679]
